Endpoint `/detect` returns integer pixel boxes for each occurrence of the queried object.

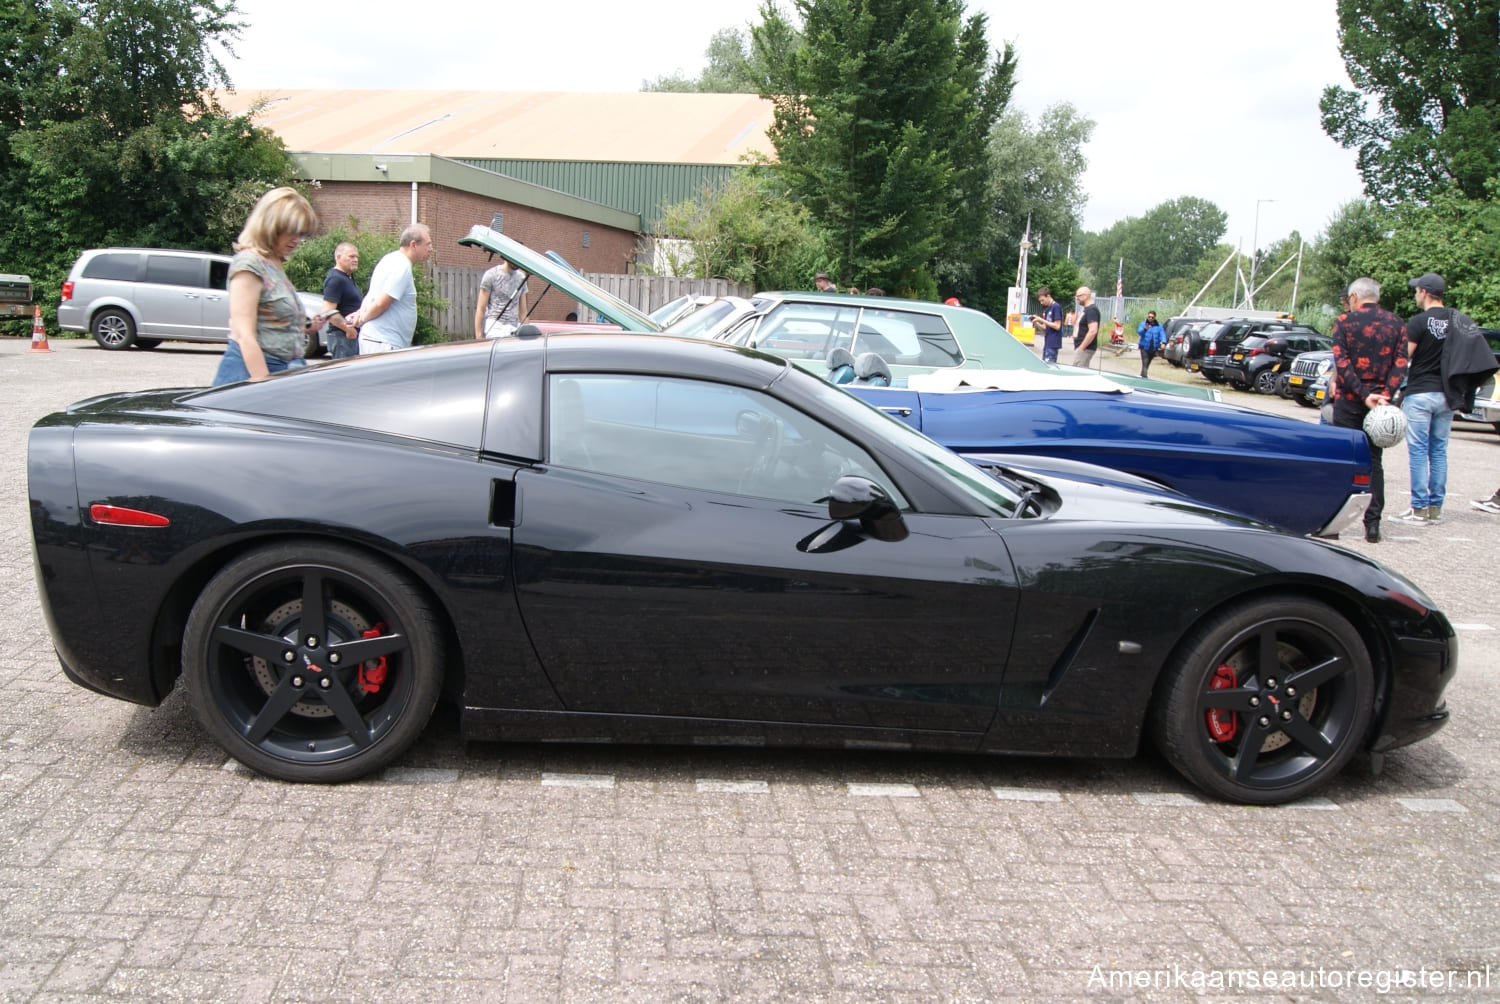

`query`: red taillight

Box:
[1245,348,1264,357]
[60,280,73,302]
[89,504,170,527]
[1353,474,1371,487]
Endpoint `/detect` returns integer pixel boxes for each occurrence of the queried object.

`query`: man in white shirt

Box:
[348,223,433,352]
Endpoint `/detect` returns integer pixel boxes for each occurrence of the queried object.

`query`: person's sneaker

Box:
[1391,507,1430,524]
[1427,505,1443,524]
[1471,494,1500,514]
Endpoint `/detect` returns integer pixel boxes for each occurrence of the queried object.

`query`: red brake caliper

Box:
[358,623,389,694]
[1206,664,1238,742]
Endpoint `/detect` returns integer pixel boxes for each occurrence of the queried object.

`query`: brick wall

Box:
[308,181,640,322]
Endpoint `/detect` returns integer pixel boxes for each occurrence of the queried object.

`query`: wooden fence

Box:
[428,267,752,337]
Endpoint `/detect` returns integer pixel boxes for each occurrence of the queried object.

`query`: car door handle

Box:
[878,406,912,417]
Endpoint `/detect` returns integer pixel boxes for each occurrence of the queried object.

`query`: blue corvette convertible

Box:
[458,227,1371,537]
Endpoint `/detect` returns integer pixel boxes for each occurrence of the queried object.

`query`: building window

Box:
[582,230,590,248]
[491,212,504,232]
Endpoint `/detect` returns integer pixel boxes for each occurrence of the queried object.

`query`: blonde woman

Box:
[212,187,324,385]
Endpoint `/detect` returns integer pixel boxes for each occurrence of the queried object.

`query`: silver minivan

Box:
[57,247,325,352]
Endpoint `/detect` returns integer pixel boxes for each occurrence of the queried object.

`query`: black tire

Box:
[1151,597,1374,805]
[1294,395,1316,408]
[182,543,443,782]
[1275,375,1294,399]
[1229,378,1249,392]
[134,338,162,350]
[1254,369,1278,395]
[91,308,137,350]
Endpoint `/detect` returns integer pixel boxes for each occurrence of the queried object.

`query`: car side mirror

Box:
[827,476,907,541]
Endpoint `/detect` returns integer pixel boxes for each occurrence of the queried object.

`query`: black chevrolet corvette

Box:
[27,333,1455,803]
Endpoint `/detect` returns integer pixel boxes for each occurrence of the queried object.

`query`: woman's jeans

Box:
[1401,391,1453,510]
[212,340,304,386]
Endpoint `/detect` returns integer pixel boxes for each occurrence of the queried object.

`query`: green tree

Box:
[1321,0,1500,206]
[652,169,830,290]
[643,27,789,93]
[0,0,295,334]
[957,102,1093,315]
[1348,185,1500,322]
[753,0,1014,297]
[1307,199,1386,303]
[1082,197,1228,295]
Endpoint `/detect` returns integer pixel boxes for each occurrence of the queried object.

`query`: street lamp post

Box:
[1249,198,1275,310]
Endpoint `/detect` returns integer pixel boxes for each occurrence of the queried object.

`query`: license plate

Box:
[1189,363,1199,372]
[1315,389,1325,401]
[1289,376,1303,385]
[1232,353,1244,361]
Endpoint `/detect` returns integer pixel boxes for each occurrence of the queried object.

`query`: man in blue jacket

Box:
[1136,311,1165,377]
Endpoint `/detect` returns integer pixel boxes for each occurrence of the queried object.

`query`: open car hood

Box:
[457,225,661,332]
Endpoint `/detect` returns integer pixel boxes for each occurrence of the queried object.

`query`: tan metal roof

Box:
[213,89,777,165]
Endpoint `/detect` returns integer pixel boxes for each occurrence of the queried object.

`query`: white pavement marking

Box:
[847,782,921,797]
[541,772,616,789]
[384,767,459,783]
[1452,623,1495,632]
[990,786,1062,802]
[1395,797,1467,812]
[695,779,770,794]
[1131,792,1201,806]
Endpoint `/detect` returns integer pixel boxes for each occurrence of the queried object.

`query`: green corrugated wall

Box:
[458,161,740,233]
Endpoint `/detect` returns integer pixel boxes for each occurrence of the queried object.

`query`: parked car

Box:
[462,226,1369,536]
[843,377,1371,536]
[1223,332,1333,394]
[1451,327,1500,434]
[1287,349,1336,408]
[56,247,329,352]
[1193,319,1320,384]
[27,333,1455,803]
[673,289,1221,402]
[1162,318,1215,367]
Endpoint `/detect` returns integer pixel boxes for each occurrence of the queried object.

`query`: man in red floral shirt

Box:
[1331,276,1409,543]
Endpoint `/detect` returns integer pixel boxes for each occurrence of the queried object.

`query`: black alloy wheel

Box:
[91,308,137,350]
[1152,598,1374,805]
[1254,368,1279,394]
[182,543,443,782]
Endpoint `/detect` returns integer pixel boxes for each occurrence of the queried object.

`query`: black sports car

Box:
[27,333,1456,804]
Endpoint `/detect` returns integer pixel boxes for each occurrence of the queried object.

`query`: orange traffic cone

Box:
[29,305,50,353]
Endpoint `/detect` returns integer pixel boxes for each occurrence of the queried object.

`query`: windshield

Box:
[666,298,747,339]
[790,366,1025,518]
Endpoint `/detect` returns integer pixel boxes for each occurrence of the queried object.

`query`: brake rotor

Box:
[249,598,370,718]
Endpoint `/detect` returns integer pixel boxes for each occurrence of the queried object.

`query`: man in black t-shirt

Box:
[1395,272,1453,524]
[320,242,363,359]
[1072,286,1101,368]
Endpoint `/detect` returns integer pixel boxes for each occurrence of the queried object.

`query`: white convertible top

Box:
[906,369,1131,393]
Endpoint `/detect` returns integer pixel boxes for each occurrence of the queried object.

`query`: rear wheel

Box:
[182,543,443,782]
[1152,597,1374,804]
[91,308,136,350]
[1254,369,1278,394]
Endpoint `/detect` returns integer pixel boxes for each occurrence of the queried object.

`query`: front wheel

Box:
[1151,597,1374,804]
[182,543,443,782]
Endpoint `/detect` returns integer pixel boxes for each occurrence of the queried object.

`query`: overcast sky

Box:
[219,0,1364,257]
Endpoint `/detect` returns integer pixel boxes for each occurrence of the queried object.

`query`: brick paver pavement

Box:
[2,338,1499,1001]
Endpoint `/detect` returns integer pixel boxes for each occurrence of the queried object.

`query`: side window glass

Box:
[856,309,962,367]
[144,255,205,288]
[548,373,902,506]
[750,303,859,359]
[208,260,230,291]
[81,253,141,281]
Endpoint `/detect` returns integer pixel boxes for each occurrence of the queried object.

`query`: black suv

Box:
[1192,319,1318,384]
[1222,331,1332,394]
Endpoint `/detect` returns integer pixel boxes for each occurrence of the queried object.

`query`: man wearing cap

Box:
[814,272,834,292]
[1394,273,1453,524]
[1331,277,1407,542]
[1072,287,1100,368]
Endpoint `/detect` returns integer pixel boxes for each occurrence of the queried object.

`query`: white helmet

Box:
[1363,404,1408,449]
